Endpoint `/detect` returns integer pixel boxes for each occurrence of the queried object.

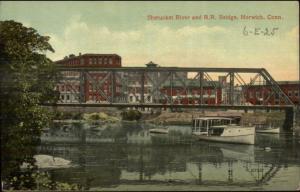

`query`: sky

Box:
[0,1,299,81]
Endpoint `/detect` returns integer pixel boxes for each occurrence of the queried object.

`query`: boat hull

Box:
[193,127,255,145]
[256,128,280,134]
[193,134,255,145]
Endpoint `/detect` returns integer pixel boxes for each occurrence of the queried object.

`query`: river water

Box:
[38,122,300,191]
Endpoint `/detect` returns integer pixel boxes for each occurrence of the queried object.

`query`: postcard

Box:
[0,1,299,191]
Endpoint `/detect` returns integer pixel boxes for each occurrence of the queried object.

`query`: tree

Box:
[0,20,59,189]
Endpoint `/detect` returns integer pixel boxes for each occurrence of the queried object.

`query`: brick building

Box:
[160,79,222,105]
[244,81,299,105]
[55,53,122,103]
[56,53,121,67]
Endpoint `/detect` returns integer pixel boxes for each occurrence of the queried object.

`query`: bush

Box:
[52,111,83,120]
[89,113,100,120]
[72,112,83,120]
[121,110,142,121]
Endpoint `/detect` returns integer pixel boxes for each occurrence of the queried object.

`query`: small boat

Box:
[256,127,280,134]
[42,127,50,132]
[149,128,169,134]
[255,123,280,134]
[192,117,255,145]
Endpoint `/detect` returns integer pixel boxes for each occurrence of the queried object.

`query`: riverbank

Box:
[47,107,287,129]
[145,110,285,126]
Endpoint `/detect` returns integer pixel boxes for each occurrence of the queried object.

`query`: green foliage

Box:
[4,171,82,190]
[83,112,120,122]
[121,110,142,121]
[52,111,84,120]
[72,112,83,120]
[0,20,59,190]
[87,113,100,120]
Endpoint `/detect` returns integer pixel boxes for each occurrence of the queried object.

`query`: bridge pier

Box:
[292,107,300,135]
[283,107,295,132]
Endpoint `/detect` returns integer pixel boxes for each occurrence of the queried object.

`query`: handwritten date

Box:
[243,26,279,36]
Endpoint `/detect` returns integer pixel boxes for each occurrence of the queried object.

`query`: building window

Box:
[98,57,102,64]
[104,58,108,64]
[61,95,65,100]
[295,91,299,97]
[89,58,93,65]
[248,92,253,99]
[80,58,84,65]
[66,95,70,100]
[256,91,261,98]
[288,91,292,97]
[109,58,113,65]
[93,58,97,64]
[129,96,133,102]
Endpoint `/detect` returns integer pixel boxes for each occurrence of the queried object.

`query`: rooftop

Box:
[55,53,121,63]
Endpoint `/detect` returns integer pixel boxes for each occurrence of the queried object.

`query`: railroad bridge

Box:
[46,66,298,128]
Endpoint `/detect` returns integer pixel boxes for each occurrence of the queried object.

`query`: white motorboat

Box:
[192,117,255,145]
[255,123,280,134]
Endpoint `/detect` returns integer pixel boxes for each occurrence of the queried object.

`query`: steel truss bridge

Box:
[51,67,295,108]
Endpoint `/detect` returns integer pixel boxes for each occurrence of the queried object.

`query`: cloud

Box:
[22,21,32,28]
[177,25,228,36]
[48,15,143,60]
[47,15,298,80]
[47,15,228,60]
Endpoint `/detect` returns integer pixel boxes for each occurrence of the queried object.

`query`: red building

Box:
[160,79,222,105]
[55,53,122,103]
[244,81,299,105]
[56,53,121,68]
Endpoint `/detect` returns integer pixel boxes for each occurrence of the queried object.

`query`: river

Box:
[37,121,300,191]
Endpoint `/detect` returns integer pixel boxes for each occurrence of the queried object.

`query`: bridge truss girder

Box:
[57,67,294,106]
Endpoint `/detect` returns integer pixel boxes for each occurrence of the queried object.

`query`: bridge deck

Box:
[44,103,294,110]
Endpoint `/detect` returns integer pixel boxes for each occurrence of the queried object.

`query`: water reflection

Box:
[38,122,300,190]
